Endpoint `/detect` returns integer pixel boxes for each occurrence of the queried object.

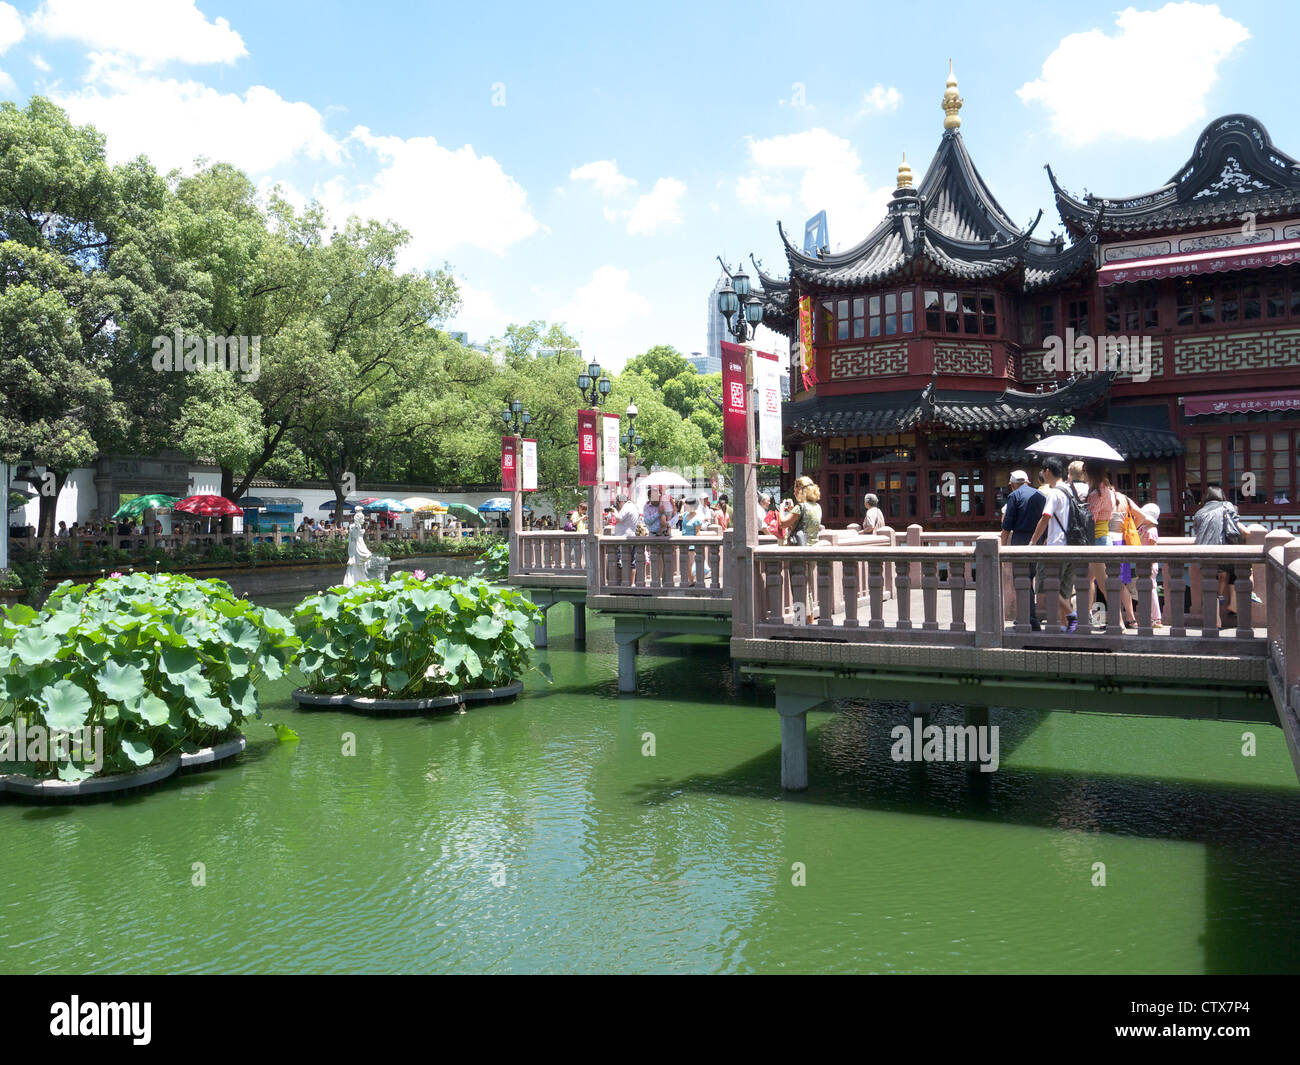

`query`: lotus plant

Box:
[293,572,544,698]
[0,573,301,779]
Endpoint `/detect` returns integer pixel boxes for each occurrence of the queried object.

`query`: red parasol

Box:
[173,493,246,517]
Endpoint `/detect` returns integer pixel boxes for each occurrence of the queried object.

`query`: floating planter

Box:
[291,680,524,715]
[0,572,299,802]
[292,573,546,715]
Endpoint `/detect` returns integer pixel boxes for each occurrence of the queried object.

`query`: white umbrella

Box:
[1024,435,1125,463]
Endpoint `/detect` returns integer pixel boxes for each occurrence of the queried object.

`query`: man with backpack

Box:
[1030,456,1090,632]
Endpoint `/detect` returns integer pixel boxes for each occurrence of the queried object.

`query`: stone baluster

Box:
[921,559,938,631]
[1135,560,1154,636]
[842,556,859,628]
[1201,564,1221,637]
[867,560,884,629]
[1167,560,1187,637]
[1104,561,1122,636]
[817,558,832,626]
[949,561,967,632]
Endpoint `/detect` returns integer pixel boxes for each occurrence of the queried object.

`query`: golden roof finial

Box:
[897,151,913,189]
[942,59,963,131]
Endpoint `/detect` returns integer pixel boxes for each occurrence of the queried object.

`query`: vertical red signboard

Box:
[501,436,517,492]
[721,341,749,464]
[577,410,599,487]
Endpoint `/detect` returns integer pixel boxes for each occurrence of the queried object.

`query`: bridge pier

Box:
[775,689,832,791]
[909,700,933,722]
[533,604,551,648]
[573,603,586,643]
[615,629,640,693]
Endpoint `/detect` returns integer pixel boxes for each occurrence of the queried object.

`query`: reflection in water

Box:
[1,599,1297,973]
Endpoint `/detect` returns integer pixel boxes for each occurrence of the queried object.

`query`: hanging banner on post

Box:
[602,414,620,486]
[521,439,537,491]
[500,436,518,492]
[754,349,782,466]
[721,340,749,464]
[578,411,599,486]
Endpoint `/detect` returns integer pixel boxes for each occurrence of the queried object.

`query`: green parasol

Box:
[111,493,180,520]
[446,502,485,523]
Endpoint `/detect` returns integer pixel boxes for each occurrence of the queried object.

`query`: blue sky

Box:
[0,1,1295,367]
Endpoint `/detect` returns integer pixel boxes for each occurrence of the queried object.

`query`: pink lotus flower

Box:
[413,569,427,580]
[108,571,124,578]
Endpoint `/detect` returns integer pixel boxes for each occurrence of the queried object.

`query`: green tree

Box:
[0,97,154,534]
[622,344,723,457]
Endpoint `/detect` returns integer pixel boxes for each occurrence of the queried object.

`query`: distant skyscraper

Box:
[705,270,730,369]
[803,210,829,256]
[687,351,721,375]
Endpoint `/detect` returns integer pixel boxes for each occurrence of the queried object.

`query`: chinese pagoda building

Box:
[759,66,1300,531]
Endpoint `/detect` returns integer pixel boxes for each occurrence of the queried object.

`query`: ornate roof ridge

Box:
[1050,114,1300,236]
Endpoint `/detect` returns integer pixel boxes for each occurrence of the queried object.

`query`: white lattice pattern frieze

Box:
[1020,350,1053,383]
[1174,329,1300,375]
[830,343,909,380]
[1113,337,1164,379]
[934,341,992,376]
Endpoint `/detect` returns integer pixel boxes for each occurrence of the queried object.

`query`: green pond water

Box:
[3,596,1299,974]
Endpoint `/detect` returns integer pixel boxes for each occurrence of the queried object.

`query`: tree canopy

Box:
[0,97,724,530]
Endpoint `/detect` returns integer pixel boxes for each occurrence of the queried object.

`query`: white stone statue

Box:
[343,515,372,587]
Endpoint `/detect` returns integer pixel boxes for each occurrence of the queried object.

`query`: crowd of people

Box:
[1000,455,1244,632]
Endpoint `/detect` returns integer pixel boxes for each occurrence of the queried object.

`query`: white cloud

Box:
[30,53,51,72]
[572,161,685,236]
[860,83,902,115]
[1018,3,1250,145]
[737,128,893,249]
[31,0,246,67]
[318,126,539,261]
[623,177,686,236]
[569,159,636,197]
[552,265,651,368]
[446,280,508,347]
[736,174,791,213]
[0,2,23,52]
[54,58,340,172]
[0,0,21,86]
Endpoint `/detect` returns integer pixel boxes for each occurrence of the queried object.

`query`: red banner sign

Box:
[721,341,749,465]
[577,410,599,486]
[500,436,517,492]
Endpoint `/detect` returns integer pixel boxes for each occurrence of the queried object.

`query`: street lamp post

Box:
[576,361,612,408]
[575,363,613,594]
[620,401,643,492]
[499,399,531,569]
[716,256,765,343]
[500,398,531,436]
[716,258,763,643]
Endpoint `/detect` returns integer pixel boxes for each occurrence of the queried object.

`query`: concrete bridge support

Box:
[573,602,586,643]
[615,629,640,694]
[775,688,833,791]
[533,604,551,648]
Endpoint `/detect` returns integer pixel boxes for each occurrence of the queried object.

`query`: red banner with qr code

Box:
[501,436,517,492]
[721,341,749,465]
[577,411,599,487]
